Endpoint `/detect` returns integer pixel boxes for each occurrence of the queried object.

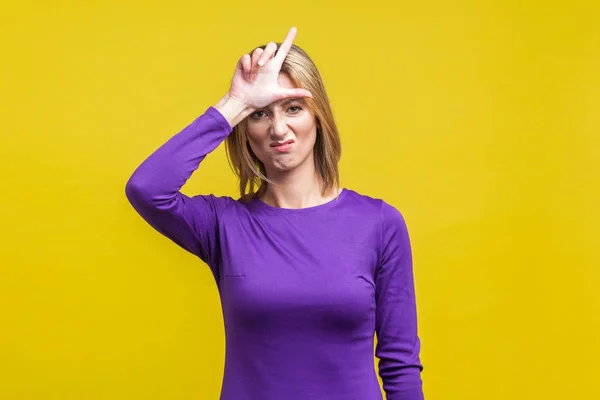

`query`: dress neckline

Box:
[251,188,348,214]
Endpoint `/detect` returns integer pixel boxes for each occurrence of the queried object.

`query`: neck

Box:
[260,161,339,209]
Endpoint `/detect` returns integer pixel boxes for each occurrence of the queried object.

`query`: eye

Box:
[288,106,302,113]
[250,110,267,120]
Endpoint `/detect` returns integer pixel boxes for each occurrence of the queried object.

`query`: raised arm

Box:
[125,27,312,276]
[124,105,235,273]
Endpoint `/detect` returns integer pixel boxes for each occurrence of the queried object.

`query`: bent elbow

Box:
[125,173,150,206]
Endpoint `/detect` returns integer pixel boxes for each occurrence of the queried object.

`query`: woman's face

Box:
[245,73,318,176]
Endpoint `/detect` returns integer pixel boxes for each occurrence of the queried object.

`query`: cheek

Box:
[299,125,318,147]
[246,127,267,149]
[246,139,263,160]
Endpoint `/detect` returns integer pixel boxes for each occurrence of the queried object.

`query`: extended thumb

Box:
[281,88,313,99]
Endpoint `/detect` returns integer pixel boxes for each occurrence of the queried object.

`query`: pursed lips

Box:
[270,139,294,147]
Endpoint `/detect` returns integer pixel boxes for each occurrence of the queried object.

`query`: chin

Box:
[270,159,298,172]
[257,149,314,174]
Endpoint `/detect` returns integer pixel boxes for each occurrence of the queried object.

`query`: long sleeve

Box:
[375,202,424,400]
[124,106,234,278]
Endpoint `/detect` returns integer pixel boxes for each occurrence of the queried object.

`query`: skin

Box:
[246,74,318,183]
[214,27,340,209]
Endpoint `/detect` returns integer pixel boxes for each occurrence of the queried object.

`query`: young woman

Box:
[125,27,424,400]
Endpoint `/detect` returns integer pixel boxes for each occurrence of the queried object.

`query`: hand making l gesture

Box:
[227,27,313,111]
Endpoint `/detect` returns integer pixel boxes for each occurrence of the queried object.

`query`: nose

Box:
[270,115,288,139]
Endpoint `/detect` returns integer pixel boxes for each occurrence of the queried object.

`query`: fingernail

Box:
[257,59,264,66]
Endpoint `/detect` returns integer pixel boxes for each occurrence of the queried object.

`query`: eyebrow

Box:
[281,98,302,106]
[264,98,305,110]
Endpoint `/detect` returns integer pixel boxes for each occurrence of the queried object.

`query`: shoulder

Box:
[343,188,406,224]
[187,193,248,217]
[344,189,410,251]
[341,188,383,214]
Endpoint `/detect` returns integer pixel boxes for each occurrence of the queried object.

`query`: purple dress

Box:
[125,106,424,400]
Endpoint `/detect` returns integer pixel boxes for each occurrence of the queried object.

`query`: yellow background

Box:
[1,0,599,399]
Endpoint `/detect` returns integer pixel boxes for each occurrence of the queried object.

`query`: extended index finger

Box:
[273,27,297,65]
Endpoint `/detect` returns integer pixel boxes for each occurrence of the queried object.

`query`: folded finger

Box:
[241,54,251,80]
[258,42,277,66]
[250,48,264,78]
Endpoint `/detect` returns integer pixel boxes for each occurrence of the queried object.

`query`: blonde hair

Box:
[225,44,342,200]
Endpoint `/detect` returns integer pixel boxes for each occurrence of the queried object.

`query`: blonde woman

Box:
[125,27,424,400]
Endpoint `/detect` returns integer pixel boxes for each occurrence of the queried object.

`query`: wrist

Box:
[213,93,255,128]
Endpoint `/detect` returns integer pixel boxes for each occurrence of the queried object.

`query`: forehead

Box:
[264,74,305,110]
[261,73,308,110]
